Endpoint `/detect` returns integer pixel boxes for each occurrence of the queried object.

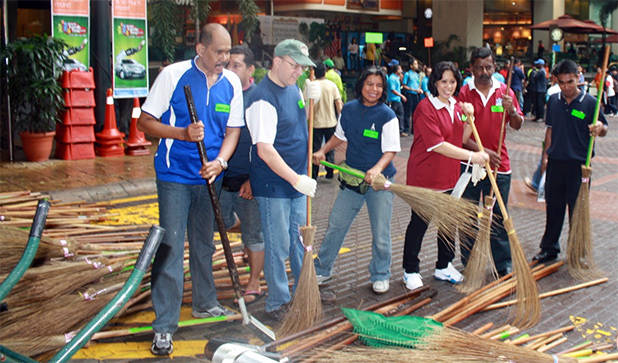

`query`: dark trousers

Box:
[404,92,419,133]
[403,203,455,274]
[523,90,534,115]
[312,127,336,179]
[534,91,546,120]
[460,166,512,273]
[390,101,405,132]
[539,158,583,254]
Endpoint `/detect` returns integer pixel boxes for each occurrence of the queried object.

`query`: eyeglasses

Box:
[282,58,308,72]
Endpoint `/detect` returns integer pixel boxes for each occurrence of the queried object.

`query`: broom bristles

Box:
[457,198,498,294]
[567,166,603,280]
[372,174,480,243]
[278,225,323,337]
[503,218,541,329]
[0,335,68,357]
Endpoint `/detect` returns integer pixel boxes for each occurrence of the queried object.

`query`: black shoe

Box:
[497,266,512,277]
[264,304,289,321]
[319,288,337,303]
[532,251,558,263]
[325,173,334,179]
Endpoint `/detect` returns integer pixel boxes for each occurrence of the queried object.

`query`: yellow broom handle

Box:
[307,98,314,226]
[468,116,510,220]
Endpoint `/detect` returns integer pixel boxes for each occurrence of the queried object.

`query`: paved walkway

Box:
[1,114,618,361]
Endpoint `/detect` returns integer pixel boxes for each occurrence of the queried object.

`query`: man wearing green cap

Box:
[245,39,318,320]
[325,58,347,103]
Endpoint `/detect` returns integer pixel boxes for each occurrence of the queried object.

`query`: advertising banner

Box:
[258,15,324,46]
[112,0,148,98]
[51,0,90,72]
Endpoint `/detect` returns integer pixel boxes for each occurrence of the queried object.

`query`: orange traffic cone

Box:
[125,98,151,156]
[95,88,125,157]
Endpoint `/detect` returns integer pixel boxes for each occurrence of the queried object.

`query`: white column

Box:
[432,0,483,57]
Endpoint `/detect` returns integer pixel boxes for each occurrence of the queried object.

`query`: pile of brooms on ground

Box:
[0,190,270,358]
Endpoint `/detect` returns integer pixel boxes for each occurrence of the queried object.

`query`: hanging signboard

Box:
[112,0,149,98]
[51,0,90,72]
[258,15,324,46]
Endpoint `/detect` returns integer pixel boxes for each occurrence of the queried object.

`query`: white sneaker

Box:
[372,280,389,294]
[316,274,332,286]
[434,262,464,284]
[403,272,423,290]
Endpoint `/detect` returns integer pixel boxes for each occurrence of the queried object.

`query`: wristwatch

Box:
[215,157,228,170]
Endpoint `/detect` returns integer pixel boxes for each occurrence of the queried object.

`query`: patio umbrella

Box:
[530,14,603,33]
[581,20,618,35]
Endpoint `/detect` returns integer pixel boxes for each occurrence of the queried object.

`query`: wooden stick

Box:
[537,336,568,353]
[480,325,512,339]
[578,353,618,363]
[483,277,608,311]
[526,333,563,350]
[509,325,574,345]
[556,341,593,355]
[472,322,494,336]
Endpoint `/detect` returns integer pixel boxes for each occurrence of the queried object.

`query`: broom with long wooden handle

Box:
[466,115,540,328]
[320,160,480,243]
[280,95,323,337]
[459,56,515,293]
[566,45,610,280]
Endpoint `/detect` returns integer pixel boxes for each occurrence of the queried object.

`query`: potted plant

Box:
[2,35,67,161]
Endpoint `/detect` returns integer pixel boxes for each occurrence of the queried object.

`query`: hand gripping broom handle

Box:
[183,86,244,302]
[586,45,610,167]
[467,116,510,220]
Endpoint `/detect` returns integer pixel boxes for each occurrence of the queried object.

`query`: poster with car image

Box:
[112,0,148,98]
[51,0,90,71]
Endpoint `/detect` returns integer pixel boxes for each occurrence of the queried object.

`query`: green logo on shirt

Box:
[215,103,230,113]
[491,105,504,113]
[571,109,586,120]
[298,99,305,109]
[363,129,379,139]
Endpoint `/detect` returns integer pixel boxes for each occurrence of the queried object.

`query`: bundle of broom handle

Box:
[465,114,540,328]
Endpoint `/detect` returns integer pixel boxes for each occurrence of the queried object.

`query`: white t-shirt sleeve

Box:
[381,117,401,152]
[245,100,278,144]
[226,70,245,127]
[142,67,175,119]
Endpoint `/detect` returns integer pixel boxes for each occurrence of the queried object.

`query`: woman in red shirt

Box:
[402,61,488,291]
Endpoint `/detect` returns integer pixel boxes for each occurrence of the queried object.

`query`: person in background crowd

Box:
[305,62,343,180]
[577,65,587,94]
[313,66,401,295]
[402,61,489,290]
[605,70,617,116]
[245,39,317,321]
[537,40,545,59]
[532,58,548,122]
[324,58,347,103]
[511,59,525,108]
[365,42,376,68]
[221,45,265,305]
[138,23,242,356]
[533,59,608,263]
[524,64,537,117]
[402,58,422,135]
[387,60,407,136]
[348,37,359,71]
[458,46,523,277]
[421,66,432,99]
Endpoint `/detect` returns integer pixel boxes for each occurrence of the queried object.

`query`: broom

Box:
[459,57,515,293]
[566,45,610,280]
[321,160,480,243]
[466,115,540,328]
[279,95,323,337]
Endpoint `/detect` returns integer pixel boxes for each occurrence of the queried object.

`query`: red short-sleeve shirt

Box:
[457,80,522,173]
[407,96,466,191]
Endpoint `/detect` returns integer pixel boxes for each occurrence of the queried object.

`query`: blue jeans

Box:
[152,179,222,334]
[220,189,264,252]
[314,184,393,282]
[255,195,306,312]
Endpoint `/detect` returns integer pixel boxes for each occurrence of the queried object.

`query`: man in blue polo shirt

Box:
[138,23,242,356]
[387,60,407,136]
[245,39,317,321]
[533,59,608,263]
[402,58,422,135]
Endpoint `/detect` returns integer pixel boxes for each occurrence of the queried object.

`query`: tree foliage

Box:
[150,0,178,62]
[239,0,259,42]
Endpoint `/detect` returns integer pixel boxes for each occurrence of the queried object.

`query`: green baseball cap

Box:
[324,58,335,68]
[274,39,316,67]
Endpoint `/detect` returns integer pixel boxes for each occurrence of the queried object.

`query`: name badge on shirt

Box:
[215,103,230,113]
[491,98,504,113]
[571,109,586,120]
[298,99,305,109]
[363,129,379,139]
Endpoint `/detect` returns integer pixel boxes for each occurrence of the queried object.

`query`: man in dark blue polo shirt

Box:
[533,59,608,263]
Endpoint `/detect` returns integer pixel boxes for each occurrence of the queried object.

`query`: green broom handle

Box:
[0,199,49,301]
[320,160,366,179]
[0,346,38,363]
[49,225,165,363]
[585,45,610,167]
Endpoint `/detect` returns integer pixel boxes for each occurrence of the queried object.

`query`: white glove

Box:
[471,164,487,186]
[306,80,321,101]
[293,174,317,197]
